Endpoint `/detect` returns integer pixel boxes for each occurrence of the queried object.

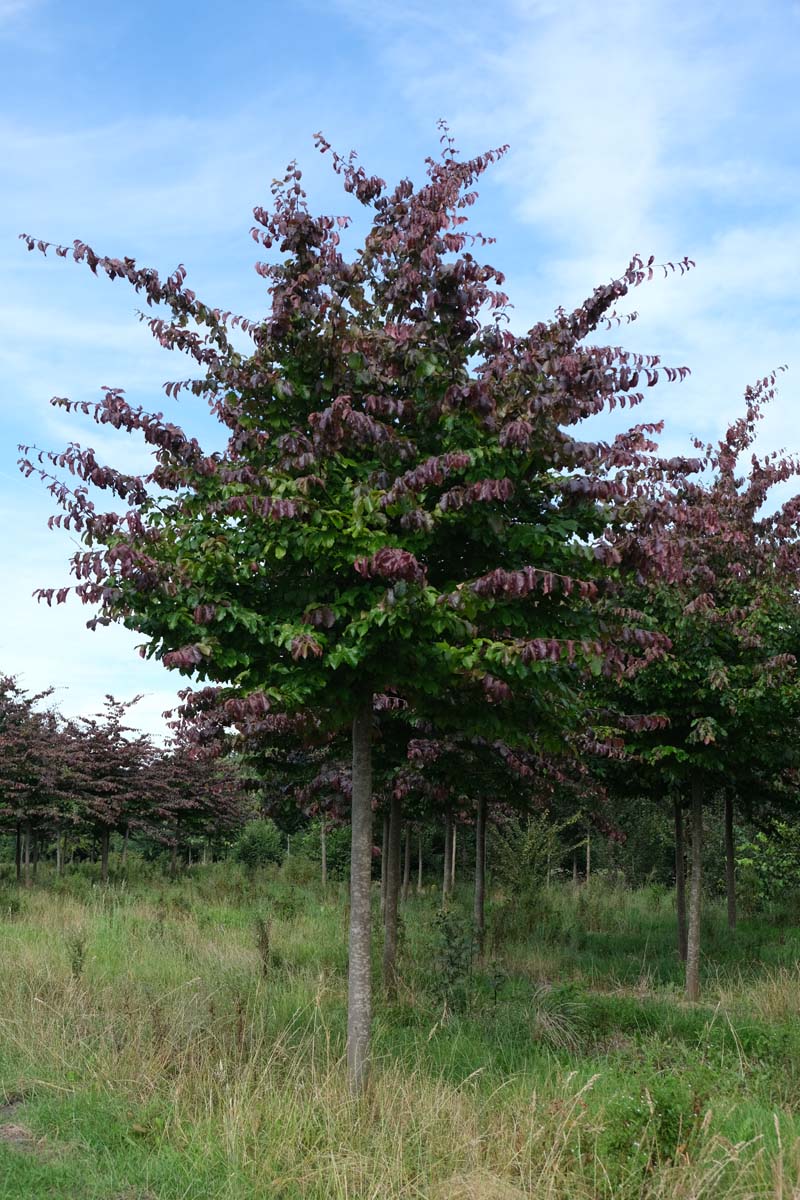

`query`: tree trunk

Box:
[380,811,390,920]
[15,823,21,884]
[100,828,110,884]
[347,700,373,1095]
[23,821,31,888]
[401,822,411,902]
[442,812,453,903]
[417,828,423,894]
[56,829,62,877]
[170,841,178,879]
[686,777,704,1001]
[585,829,591,883]
[450,823,457,890]
[474,796,487,956]
[382,793,402,998]
[572,850,578,886]
[321,819,328,891]
[724,793,736,932]
[32,833,39,878]
[674,798,688,963]
[121,825,129,869]
[202,841,209,866]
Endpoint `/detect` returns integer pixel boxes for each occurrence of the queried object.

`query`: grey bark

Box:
[572,850,578,886]
[321,819,328,891]
[23,821,31,888]
[417,828,423,894]
[100,828,110,884]
[474,796,487,956]
[382,793,402,997]
[674,798,688,963]
[379,811,389,919]
[585,829,591,883]
[442,812,453,903]
[724,793,736,932]
[121,825,129,869]
[450,823,457,890]
[55,829,62,877]
[15,824,21,883]
[401,821,411,903]
[347,700,374,1094]
[686,777,704,1001]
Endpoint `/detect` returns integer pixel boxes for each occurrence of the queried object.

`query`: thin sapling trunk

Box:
[347,700,374,1094]
[686,777,703,1001]
[674,798,688,963]
[382,793,402,998]
[724,792,736,932]
[474,795,487,956]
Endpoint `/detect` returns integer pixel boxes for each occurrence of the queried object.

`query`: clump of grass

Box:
[529,984,587,1053]
[65,930,87,981]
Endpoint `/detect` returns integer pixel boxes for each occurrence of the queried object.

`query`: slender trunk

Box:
[15,823,21,884]
[170,841,178,879]
[55,829,62,877]
[121,825,129,869]
[321,819,328,891]
[724,793,736,932]
[100,828,110,884]
[202,841,209,866]
[585,829,591,883]
[417,828,423,894]
[61,832,68,874]
[188,846,193,868]
[347,699,373,1095]
[450,823,457,890]
[442,812,453,903]
[402,822,411,902]
[686,777,704,1001]
[32,833,39,878]
[674,798,688,963]
[380,811,390,920]
[382,793,402,998]
[474,796,487,956]
[572,851,578,886]
[23,822,31,888]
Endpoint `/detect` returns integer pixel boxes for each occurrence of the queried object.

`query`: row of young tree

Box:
[18,125,800,1091]
[0,680,250,883]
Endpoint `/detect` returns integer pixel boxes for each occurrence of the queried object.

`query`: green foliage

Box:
[430,906,475,1013]
[233,818,284,869]
[490,812,577,900]
[294,820,351,879]
[736,821,800,914]
[0,883,23,918]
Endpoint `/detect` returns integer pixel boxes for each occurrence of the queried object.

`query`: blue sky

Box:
[2,0,799,738]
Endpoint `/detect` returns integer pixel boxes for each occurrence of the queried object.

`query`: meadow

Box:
[2,864,800,1199]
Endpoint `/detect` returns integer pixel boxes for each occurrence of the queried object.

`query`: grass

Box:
[1,866,800,1197]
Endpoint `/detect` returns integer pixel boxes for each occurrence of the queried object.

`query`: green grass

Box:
[2,868,800,1197]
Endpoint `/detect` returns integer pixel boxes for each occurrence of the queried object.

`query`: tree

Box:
[21,128,691,1088]
[611,376,800,998]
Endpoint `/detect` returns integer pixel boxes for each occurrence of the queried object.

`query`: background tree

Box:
[612,377,800,998]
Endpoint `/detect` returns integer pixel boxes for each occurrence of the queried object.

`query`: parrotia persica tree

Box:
[611,374,800,999]
[20,127,692,1089]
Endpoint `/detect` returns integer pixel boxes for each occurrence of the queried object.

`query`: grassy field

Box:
[2,865,800,1198]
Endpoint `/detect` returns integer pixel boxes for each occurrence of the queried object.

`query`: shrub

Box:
[234,819,284,869]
